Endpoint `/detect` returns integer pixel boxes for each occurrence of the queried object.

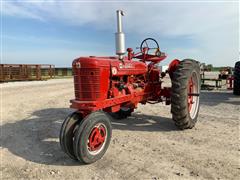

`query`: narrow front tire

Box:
[59,111,82,160]
[73,111,112,164]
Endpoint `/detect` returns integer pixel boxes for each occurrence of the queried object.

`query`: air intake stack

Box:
[115,10,126,60]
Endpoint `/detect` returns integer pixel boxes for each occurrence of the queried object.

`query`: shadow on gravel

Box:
[111,113,178,132]
[0,108,82,166]
[0,108,177,166]
[200,91,240,106]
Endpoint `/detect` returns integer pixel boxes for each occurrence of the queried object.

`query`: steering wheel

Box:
[140,38,160,55]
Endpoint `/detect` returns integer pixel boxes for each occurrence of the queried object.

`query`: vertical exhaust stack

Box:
[115,10,126,60]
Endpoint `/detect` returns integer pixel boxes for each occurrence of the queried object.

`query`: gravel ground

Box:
[1,78,239,180]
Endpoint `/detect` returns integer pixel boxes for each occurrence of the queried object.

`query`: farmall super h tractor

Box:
[60,10,201,164]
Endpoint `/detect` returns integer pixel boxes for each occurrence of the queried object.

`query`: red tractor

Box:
[60,10,200,164]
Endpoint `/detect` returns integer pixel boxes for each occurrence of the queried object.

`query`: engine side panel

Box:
[110,60,147,76]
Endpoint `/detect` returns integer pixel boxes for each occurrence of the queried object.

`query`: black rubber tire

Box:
[171,59,200,130]
[59,111,83,160]
[233,61,240,95]
[73,111,112,164]
[109,108,133,120]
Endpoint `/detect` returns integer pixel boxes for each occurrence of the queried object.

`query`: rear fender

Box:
[168,59,180,79]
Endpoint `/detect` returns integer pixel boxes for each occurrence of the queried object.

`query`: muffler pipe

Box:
[115,10,126,60]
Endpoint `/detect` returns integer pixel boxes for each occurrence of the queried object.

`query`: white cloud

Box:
[2,1,239,66]
[2,1,44,21]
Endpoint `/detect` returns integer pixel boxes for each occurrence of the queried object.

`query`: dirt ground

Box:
[1,78,240,180]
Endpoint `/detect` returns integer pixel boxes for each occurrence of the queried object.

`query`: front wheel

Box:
[59,111,82,160]
[171,59,200,129]
[73,111,112,164]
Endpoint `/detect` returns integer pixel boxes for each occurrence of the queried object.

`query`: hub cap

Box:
[87,123,107,155]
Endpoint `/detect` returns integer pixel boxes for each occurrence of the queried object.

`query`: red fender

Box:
[168,59,180,79]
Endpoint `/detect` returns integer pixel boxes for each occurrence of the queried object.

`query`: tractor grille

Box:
[74,68,101,100]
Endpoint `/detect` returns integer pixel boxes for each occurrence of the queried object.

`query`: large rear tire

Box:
[233,61,240,95]
[73,111,112,164]
[171,59,200,129]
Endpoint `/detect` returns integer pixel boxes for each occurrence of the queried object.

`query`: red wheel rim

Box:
[187,71,200,119]
[87,123,106,153]
[188,77,194,112]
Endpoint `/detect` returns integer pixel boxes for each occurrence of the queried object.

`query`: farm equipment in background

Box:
[218,67,232,80]
[200,66,236,91]
[60,10,201,164]
[218,67,235,90]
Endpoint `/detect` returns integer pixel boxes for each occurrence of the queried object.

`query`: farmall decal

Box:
[119,63,134,69]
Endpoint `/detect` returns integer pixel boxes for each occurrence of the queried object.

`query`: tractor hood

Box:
[73,56,147,76]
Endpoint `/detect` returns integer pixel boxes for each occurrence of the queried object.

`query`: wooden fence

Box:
[0,64,55,82]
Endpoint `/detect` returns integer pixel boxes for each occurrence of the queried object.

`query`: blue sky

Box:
[1,0,239,67]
